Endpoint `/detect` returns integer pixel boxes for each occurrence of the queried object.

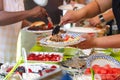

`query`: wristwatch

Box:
[99,14,105,23]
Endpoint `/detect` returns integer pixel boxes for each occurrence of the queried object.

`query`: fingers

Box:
[39,8,47,17]
[60,10,74,25]
[88,19,96,26]
[32,6,48,18]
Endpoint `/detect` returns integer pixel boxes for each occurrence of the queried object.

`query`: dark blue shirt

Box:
[112,0,120,33]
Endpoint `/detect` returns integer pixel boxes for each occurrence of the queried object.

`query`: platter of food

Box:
[72,53,120,80]
[58,3,85,10]
[40,32,85,47]
[86,53,120,68]
[22,21,53,34]
[1,63,61,80]
[27,52,63,63]
[60,56,86,75]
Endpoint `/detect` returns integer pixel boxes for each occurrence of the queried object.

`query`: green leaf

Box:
[90,68,95,80]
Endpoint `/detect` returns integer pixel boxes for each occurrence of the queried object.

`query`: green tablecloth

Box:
[30,45,120,62]
[30,44,81,61]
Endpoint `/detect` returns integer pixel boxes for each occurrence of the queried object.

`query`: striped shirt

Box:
[0,0,24,63]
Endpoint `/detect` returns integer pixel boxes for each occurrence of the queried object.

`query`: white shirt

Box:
[0,0,24,63]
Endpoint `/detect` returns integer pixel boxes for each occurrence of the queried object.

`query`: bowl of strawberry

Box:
[27,52,63,63]
[84,64,120,80]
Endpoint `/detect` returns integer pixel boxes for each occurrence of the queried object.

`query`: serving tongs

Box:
[52,7,78,35]
[52,23,63,35]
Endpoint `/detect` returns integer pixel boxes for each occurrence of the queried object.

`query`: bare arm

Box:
[74,34,120,49]
[95,34,120,48]
[61,0,112,24]
[96,0,112,13]
[0,10,33,26]
[83,0,112,18]
[0,0,47,26]
[89,9,114,26]
[103,9,114,22]
[61,1,101,24]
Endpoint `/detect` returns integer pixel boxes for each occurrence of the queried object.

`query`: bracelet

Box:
[99,14,105,23]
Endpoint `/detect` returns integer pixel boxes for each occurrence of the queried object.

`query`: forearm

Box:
[0,10,33,26]
[103,9,114,22]
[79,1,100,18]
[96,0,112,13]
[78,0,112,19]
[95,35,120,48]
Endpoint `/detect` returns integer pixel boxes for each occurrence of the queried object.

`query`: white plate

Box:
[22,27,52,34]
[40,32,85,47]
[58,4,85,10]
[86,53,120,68]
[21,63,61,80]
[3,63,61,80]
[67,27,101,33]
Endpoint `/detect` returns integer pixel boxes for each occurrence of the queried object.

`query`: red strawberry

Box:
[6,66,13,72]
[28,68,32,73]
[51,65,57,69]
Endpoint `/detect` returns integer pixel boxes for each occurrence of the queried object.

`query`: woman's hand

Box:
[72,34,97,49]
[88,16,101,27]
[61,9,86,25]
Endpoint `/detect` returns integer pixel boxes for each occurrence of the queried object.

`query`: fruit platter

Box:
[0,63,61,80]
[27,52,63,63]
[84,64,120,80]
[82,53,120,80]
[72,53,120,80]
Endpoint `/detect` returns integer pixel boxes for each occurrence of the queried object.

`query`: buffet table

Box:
[17,28,120,80]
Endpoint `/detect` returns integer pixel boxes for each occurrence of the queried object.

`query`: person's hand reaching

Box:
[30,6,47,18]
[88,16,101,27]
[61,9,86,25]
[72,34,97,49]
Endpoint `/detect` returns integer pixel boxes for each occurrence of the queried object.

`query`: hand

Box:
[72,34,97,49]
[30,6,47,18]
[61,9,86,25]
[88,16,101,27]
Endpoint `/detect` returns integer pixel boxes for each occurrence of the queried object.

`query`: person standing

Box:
[24,0,63,24]
[61,0,120,48]
[0,0,47,63]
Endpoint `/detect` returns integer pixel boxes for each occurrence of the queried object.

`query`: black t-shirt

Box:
[112,0,120,33]
[24,0,63,24]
